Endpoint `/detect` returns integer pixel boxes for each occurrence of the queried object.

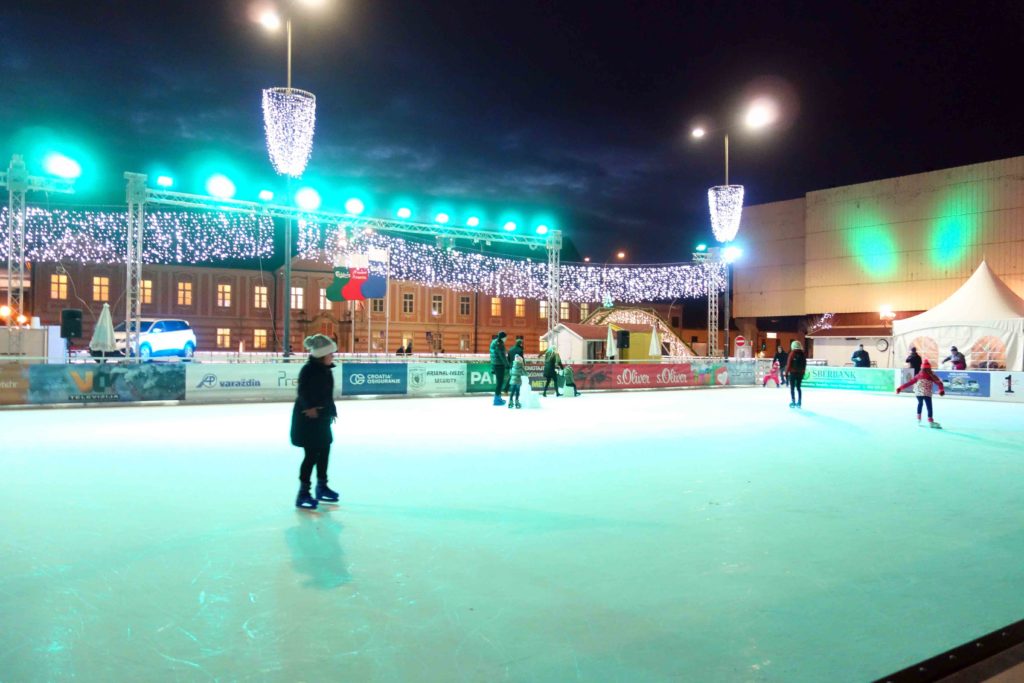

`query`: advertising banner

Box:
[28,364,186,404]
[801,366,894,392]
[726,360,757,386]
[934,370,991,398]
[407,363,467,395]
[341,363,407,396]
[0,364,31,405]
[993,372,1024,402]
[186,363,305,402]
[466,363,498,393]
[572,362,729,391]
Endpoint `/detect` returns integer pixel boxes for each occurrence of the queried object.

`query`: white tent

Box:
[892,261,1024,370]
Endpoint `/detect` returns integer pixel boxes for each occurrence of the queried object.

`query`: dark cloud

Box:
[3,0,1023,263]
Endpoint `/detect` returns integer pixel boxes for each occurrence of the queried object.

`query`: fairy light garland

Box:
[0,207,273,264]
[0,208,722,300]
[262,87,317,177]
[299,223,725,302]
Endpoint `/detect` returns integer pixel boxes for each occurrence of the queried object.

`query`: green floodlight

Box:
[535,224,549,235]
[696,243,707,252]
[345,197,365,215]
[42,152,82,179]
[295,187,321,211]
[397,207,412,219]
[258,189,274,201]
[206,174,236,199]
[156,175,174,188]
[435,212,450,224]
[503,221,517,232]
[466,216,480,227]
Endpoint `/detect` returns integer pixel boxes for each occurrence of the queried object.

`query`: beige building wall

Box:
[735,155,1024,317]
[733,197,806,317]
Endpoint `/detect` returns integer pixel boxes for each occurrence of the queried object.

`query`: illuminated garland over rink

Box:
[0,207,274,264]
[0,207,723,302]
[299,222,726,303]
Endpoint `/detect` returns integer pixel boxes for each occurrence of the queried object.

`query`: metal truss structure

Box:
[1,155,75,356]
[122,174,566,356]
[693,249,721,357]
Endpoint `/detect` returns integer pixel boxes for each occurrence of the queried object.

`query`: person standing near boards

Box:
[785,340,807,408]
[290,334,340,510]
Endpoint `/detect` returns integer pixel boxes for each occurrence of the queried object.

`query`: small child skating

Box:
[507,356,525,409]
[763,360,781,388]
[562,364,581,396]
[895,358,945,427]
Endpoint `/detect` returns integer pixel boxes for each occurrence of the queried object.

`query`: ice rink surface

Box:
[2,386,1023,682]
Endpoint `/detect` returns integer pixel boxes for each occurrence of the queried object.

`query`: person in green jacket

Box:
[489,331,510,406]
[542,346,564,397]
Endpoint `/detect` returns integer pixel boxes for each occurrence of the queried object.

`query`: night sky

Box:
[3,1,1023,263]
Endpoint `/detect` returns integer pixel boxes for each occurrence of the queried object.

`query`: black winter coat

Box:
[290,360,338,448]
[906,351,922,373]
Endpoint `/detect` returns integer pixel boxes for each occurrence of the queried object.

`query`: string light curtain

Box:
[262,87,316,177]
[708,185,744,243]
[0,207,274,264]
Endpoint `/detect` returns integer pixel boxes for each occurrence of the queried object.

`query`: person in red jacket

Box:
[896,358,946,427]
[763,359,782,388]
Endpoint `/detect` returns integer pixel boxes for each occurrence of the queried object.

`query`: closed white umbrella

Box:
[649,324,661,358]
[89,303,118,356]
[606,325,617,359]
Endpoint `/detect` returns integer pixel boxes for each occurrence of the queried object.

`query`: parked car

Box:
[113,318,197,360]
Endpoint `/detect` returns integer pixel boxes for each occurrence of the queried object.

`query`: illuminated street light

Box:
[156,175,174,188]
[344,197,365,215]
[691,127,706,139]
[258,189,275,201]
[397,207,412,219]
[258,9,282,31]
[744,98,779,129]
[535,224,549,235]
[435,213,450,224]
[503,221,517,232]
[0,305,11,320]
[466,216,480,227]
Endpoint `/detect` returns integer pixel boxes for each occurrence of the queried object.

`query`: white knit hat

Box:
[304,334,338,358]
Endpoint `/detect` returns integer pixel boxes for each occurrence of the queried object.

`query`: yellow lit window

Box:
[141,279,153,305]
[216,328,231,348]
[50,274,68,300]
[92,276,109,302]
[177,281,193,306]
[515,298,525,317]
[490,297,501,316]
[254,285,268,309]
[253,329,268,349]
[217,283,232,307]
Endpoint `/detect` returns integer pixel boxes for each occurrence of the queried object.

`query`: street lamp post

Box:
[593,250,626,308]
[258,1,327,356]
[692,97,777,357]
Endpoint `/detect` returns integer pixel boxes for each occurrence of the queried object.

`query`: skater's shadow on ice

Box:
[286,510,351,589]
[790,408,865,432]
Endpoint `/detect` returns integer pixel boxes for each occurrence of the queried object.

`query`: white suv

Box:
[114,318,197,360]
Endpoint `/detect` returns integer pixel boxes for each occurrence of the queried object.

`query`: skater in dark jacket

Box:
[905,346,922,374]
[489,332,510,405]
[542,347,564,397]
[785,340,807,407]
[290,334,340,509]
[896,358,945,427]
[772,346,789,386]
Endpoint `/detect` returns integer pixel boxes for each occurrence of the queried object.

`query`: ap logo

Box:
[196,374,218,388]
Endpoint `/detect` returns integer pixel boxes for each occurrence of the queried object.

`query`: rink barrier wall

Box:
[5,361,1022,406]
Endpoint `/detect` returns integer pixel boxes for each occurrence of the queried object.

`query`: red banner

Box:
[571,362,729,390]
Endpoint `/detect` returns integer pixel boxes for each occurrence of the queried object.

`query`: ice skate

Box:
[315,482,339,503]
[929,420,942,429]
[295,489,318,510]
[515,401,521,409]
[789,402,796,408]
[493,395,506,406]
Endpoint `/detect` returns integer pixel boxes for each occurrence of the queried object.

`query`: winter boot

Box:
[493,395,506,406]
[316,481,339,503]
[296,487,318,510]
